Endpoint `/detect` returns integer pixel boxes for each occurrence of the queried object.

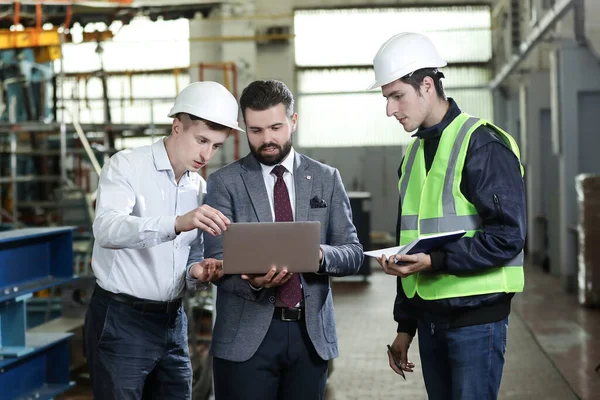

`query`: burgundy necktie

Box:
[271,165,302,308]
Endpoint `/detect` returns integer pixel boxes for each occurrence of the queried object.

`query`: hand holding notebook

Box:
[364,230,466,259]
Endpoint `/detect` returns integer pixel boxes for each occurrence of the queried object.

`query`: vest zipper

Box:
[493,194,505,229]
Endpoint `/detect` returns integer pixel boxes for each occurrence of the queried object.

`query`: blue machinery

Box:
[0,227,76,399]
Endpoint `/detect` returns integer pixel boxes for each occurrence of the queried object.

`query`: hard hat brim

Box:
[366,79,388,90]
[366,60,448,91]
[168,109,245,132]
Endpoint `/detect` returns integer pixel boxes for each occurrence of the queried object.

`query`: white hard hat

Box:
[367,32,447,90]
[168,81,244,132]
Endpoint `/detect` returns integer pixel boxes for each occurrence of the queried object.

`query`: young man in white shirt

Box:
[84,81,244,399]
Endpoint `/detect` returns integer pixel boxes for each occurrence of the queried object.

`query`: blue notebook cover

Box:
[398,230,466,256]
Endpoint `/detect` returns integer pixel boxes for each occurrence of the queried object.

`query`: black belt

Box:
[273,307,303,322]
[94,284,182,315]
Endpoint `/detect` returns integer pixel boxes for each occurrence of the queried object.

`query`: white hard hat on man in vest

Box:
[168,81,244,132]
[367,32,447,90]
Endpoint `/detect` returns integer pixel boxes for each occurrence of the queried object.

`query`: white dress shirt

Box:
[260,147,296,221]
[92,138,205,301]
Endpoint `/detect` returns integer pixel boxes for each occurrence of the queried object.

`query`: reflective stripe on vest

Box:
[398,113,525,300]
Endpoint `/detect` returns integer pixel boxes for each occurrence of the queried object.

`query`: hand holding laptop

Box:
[239,248,323,288]
[241,267,294,288]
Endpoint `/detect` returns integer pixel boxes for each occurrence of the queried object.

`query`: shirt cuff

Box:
[248,282,264,291]
[187,263,197,280]
[430,251,447,271]
[397,320,417,337]
[316,247,326,274]
[161,215,178,240]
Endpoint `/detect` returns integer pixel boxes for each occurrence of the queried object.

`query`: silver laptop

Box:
[222,221,321,275]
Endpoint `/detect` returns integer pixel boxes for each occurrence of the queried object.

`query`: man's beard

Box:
[250,138,293,166]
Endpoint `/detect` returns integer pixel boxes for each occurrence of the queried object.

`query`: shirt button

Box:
[268,296,276,304]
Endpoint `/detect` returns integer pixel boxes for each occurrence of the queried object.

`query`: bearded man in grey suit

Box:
[202,79,363,400]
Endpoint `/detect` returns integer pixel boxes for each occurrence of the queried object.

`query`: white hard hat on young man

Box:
[367,32,447,90]
[168,81,244,132]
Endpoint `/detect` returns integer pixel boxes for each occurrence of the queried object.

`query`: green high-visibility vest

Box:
[398,113,525,300]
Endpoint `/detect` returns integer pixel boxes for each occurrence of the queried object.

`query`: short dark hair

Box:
[400,68,446,99]
[239,80,294,121]
[177,113,231,132]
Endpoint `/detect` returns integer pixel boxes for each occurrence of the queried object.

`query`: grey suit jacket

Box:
[204,151,363,362]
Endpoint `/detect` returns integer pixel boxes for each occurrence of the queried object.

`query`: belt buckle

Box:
[281,308,301,321]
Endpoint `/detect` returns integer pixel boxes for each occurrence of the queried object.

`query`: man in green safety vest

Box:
[368,32,526,399]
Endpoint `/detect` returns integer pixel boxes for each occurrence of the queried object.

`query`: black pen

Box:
[387,345,406,380]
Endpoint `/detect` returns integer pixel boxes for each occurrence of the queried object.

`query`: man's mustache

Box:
[259,143,282,152]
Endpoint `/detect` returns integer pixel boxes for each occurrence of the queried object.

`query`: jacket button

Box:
[269,296,276,304]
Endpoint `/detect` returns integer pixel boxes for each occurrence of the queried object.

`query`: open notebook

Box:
[364,230,466,259]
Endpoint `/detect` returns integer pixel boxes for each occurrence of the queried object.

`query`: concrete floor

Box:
[326,262,599,400]
[58,260,599,399]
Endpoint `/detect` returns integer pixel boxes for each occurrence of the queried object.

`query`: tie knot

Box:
[271,165,287,178]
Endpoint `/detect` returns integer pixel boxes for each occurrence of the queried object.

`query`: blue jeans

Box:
[417,317,508,400]
[84,293,192,400]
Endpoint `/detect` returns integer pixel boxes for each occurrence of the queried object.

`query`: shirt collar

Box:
[260,147,296,177]
[413,97,462,140]
[152,137,191,181]
[152,137,173,171]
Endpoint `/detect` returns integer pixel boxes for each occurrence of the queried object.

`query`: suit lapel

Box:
[241,154,273,222]
[294,152,313,222]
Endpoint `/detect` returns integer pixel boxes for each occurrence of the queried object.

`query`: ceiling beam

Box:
[489,0,576,89]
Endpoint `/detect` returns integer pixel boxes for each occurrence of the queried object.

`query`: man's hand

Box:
[241,267,293,289]
[175,205,231,236]
[190,258,224,282]
[377,253,432,278]
[388,332,415,376]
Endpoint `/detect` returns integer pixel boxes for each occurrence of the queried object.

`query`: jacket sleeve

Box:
[203,173,267,302]
[394,277,418,336]
[318,169,364,276]
[185,178,209,292]
[185,233,210,292]
[430,129,527,274]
